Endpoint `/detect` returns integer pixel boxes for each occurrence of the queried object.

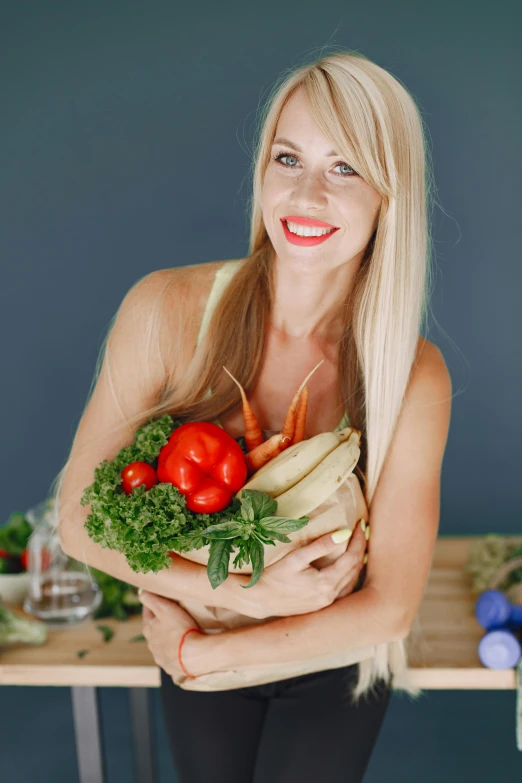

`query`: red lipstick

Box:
[282,215,338,228]
[280,216,339,247]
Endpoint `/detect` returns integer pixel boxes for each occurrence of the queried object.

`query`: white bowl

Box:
[0,572,30,605]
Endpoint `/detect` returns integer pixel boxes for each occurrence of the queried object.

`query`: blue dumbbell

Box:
[478,628,522,670]
[475,589,522,631]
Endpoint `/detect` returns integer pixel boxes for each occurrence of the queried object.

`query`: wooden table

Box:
[0,536,519,782]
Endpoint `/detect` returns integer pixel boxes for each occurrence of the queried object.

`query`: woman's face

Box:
[262,88,382,275]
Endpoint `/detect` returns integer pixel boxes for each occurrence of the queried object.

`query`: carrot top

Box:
[292,385,309,444]
[278,360,324,451]
[222,366,265,451]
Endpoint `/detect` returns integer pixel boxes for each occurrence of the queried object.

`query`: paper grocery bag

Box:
[177,472,368,573]
[174,473,376,691]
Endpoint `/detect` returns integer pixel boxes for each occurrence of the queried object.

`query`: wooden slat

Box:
[1,536,521,689]
[0,613,159,686]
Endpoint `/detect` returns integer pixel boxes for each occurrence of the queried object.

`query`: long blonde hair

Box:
[51,49,435,702]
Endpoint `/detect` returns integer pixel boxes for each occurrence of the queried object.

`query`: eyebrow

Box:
[272,137,339,157]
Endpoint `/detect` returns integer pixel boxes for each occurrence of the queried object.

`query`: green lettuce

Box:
[81,415,309,589]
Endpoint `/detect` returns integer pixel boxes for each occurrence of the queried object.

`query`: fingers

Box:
[141,604,156,640]
[336,574,359,599]
[141,605,155,622]
[291,526,357,568]
[348,518,368,556]
[320,519,368,583]
[139,590,172,618]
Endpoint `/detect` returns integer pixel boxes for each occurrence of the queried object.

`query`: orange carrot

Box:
[245,433,282,473]
[292,385,309,444]
[278,360,324,452]
[222,366,265,451]
[239,360,325,473]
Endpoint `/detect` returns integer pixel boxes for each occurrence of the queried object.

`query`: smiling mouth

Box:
[281,219,339,245]
[285,220,336,236]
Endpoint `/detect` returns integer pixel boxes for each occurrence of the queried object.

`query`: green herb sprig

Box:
[81,415,309,590]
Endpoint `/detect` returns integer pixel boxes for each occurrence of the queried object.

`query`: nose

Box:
[289,171,328,214]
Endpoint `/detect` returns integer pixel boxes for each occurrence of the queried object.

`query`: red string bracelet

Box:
[178,627,204,679]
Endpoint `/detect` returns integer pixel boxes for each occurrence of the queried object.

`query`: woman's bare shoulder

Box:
[415,335,445,365]
[160,258,240,300]
[158,259,240,326]
[153,259,243,376]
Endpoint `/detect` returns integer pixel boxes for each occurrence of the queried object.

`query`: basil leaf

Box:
[208,539,232,589]
[240,538,265,589]
[240,495,255,523]
[231,539,251,569]
[242,490,277,520]
[253,530,278,545]
[257,529,291,544]
[201,521,245,539]
[257,516,310,534]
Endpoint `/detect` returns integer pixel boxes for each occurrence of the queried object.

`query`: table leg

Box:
[71,686,106,783]
[129,688,157,783]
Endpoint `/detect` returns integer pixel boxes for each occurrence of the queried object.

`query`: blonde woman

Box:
[56,50,452,782]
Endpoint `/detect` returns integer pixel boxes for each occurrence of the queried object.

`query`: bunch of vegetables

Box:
[465,535,522,596]
[0,512,51,574]
[81,361,362,590]
[0,510,144,620]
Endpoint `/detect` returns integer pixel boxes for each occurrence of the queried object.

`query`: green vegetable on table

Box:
[96,624,115,643]
[81,414,309,590]
[0,601,48,647]
[0,512,32,557]
[465,535,522,594]
[0,511,33,573]
[72,562,143,621]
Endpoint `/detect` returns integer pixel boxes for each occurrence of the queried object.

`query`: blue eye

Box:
[272,151,358,178]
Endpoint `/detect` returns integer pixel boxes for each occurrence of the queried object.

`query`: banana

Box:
[272,431,360,519]
[253,426,357,480]
[236,428,355,499]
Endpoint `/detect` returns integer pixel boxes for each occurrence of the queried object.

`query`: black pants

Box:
[159,663,391,783]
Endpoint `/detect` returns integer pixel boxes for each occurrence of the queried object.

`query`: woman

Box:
[56,50,451,782]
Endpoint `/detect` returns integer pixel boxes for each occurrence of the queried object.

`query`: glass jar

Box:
[23,498,102,627]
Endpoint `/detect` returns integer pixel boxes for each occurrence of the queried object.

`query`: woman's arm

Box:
[60,500,263,616]
[58,269,262,617]
[189,584,403,674]
[186,341,452,674]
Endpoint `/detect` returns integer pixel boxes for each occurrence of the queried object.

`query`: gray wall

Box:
[1,2,520,781]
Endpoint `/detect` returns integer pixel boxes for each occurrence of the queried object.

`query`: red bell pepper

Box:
[157,422,247,514]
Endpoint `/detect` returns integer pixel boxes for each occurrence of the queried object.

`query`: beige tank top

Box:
[173,260,379,691]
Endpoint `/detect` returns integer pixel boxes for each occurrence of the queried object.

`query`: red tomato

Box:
[20,546,52,571]
[121,461,158,494]
[0,549,14,559]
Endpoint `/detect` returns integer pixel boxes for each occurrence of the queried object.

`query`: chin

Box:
[276,249,337,274]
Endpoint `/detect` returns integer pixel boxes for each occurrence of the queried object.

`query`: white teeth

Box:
[286,220,334,237]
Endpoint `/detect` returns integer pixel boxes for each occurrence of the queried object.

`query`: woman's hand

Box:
[252,520,368,619]
[139,591,210,679]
